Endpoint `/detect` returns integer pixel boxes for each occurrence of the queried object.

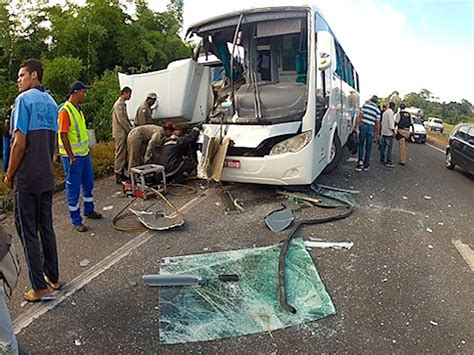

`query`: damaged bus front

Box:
[191,6,360,185]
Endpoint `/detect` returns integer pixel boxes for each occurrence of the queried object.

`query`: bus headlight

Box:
[270,131,312,156]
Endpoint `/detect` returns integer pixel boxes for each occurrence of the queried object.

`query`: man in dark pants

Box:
[4,59,60,302]
[156,127,200,183]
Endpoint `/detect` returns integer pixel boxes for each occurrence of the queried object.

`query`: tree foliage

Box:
[0,0,190,140]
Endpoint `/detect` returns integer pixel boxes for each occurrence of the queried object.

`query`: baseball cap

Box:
[69,81,89,94]
[371,95,379,103]
[147,92,158,99]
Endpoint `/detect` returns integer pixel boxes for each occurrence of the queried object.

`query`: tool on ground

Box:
[278,189,354,314]
[130,164,166,199]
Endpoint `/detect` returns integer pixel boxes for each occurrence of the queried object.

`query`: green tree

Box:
[43,56,85,102]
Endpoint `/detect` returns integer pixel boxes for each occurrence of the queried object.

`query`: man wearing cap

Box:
[394,103,413,165]
[134,93,158,126]
[354,95,382,171]
[113,87,132,183]
[58,80,102,232]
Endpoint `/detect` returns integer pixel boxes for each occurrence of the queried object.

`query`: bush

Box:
[82,70,120,141]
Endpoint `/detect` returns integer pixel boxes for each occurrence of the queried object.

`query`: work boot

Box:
[84,211,102,219]
[74,223,88,232]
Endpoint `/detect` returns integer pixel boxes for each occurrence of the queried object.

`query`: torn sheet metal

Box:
[304,240,354,250]
[159,239,335,344]
[129,208,184,231]
[264,205,294,232]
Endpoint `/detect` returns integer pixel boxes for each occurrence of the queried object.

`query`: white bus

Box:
[119,5,360,185]
[189,5,360,185]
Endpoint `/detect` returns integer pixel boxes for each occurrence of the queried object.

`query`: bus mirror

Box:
[317,31,333,71]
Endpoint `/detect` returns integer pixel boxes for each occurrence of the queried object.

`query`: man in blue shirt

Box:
[354,95,382,171]
[4,59,61,302]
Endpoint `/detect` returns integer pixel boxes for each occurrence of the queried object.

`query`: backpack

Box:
[0,226,21,299]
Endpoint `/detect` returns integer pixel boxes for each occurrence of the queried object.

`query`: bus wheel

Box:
[322,134,342,174]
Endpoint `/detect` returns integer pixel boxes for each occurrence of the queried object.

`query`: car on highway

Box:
[445,123,474,175]
[410,116,427,143]
[424,117,444,133]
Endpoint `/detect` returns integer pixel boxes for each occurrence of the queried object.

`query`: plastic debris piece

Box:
[90,233,95,237]
[103,205,113,211]
[203,247,209,251]
[426,228,433,233]
[74,339,82,346]
[424,195,432,200]
[40,295,57,301]
[430,321,438,326]
[128,278,138,287]
[382,278,388,282]
[115,191,121,195]
[264,206,295,232]
[438,222,444,226]
[369,195,374,199]
[428,245,434,249]
[402,196,408,200]
[79,259,90,267]
[304,240,354,250]
[129,208,184,231]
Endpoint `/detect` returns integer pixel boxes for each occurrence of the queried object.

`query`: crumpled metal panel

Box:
[158,239,335,344]
[129,209,184,230]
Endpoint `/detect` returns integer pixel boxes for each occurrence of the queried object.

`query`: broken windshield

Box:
[191,9,309,124]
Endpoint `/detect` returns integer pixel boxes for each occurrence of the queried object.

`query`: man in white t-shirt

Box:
[380,102,396,167]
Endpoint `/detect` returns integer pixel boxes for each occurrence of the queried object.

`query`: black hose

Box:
[278,191,354,313]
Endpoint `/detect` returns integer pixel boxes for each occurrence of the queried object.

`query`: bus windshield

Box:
[189,8,309,124]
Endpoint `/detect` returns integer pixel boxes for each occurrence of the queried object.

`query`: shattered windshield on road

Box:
[158,239,335,344]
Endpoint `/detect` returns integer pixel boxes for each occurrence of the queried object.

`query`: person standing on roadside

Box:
[112,87,132,183]
[58,81,102,233]
[134,93,158,126]
[2,107,12,172]
[394,103,413,165]
[354,95,381,171]
[380,102,396,167]
[4,59,61,302]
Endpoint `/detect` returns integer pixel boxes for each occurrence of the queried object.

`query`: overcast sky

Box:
[171,0,473,104]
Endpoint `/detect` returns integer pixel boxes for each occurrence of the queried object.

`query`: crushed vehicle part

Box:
[219,190,242,215]
[264,205,295,232]
[143,274,203,287]
[129,208,184,231]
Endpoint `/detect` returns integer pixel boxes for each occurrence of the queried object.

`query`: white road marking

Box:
[426,143,446,154]
[13,192,209,334]
[452,240,474,272]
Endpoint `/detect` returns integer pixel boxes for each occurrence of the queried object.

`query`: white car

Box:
[410,117,427,143]
[424,117,444,133]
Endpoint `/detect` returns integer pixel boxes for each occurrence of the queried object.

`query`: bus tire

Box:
[322,134,342,174]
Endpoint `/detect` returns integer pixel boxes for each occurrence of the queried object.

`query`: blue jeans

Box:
[0,287,18,355]
[358,123,375,168]
[380,135,394,164]
[2,136,11,172]
[62,154,95,226]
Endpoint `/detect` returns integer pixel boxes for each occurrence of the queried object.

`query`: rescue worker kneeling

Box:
[58,81,102,232]
[155,126,200,184]
[127,124,165,173]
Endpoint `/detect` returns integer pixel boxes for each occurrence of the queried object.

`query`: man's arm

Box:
[60,133,75,165]
[4,131,26,188]
[115,103,132,133]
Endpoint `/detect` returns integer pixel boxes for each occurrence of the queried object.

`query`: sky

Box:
[169,0,473,104]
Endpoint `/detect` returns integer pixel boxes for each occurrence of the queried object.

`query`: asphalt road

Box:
[5,141,473,354]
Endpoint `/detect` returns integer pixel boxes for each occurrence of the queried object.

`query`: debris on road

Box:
[424,195,432,200]
[430,321,438,326]
[80,259,90,267]
[264,205,294,232]
[438,222,444,226]
[218,190,244,215]
[103,205,114,211]
[304,239,354,250]
[402,196,408,200]
[129,208,185,231]
[74,339,82,346]
[426,228,433,233]
[128,278,138,287]
[313,184,360,194]
[428,245,434,249]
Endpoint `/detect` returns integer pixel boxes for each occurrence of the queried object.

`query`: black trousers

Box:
[14,190,59,290]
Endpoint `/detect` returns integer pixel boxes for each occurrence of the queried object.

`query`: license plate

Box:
[224,159,240,169]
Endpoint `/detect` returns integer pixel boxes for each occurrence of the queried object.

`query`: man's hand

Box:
[3,174,12,189]
[69,156,76,166]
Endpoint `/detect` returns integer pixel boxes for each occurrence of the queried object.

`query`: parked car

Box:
[424,117,444,133]
[445,123,474,175]
[410,117,427,143]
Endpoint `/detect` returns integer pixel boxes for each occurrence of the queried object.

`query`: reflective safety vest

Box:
[58,101,90,157]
